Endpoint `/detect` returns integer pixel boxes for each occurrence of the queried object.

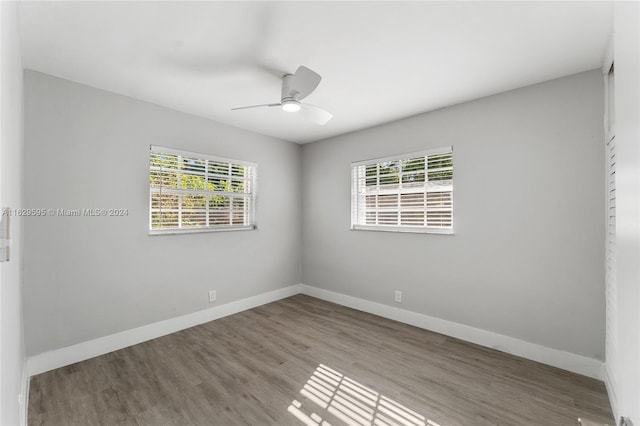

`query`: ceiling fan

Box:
[232,66,333,125]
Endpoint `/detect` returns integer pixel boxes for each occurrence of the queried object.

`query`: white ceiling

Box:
[20,1,613,144]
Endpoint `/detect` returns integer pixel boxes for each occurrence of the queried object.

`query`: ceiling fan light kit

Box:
[281,99,301,112]
[232,65,333,125]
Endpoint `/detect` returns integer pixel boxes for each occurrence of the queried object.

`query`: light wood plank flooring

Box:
[28,295,614,426]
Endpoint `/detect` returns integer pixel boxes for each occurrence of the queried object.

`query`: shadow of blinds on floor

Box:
[288,364,438,426]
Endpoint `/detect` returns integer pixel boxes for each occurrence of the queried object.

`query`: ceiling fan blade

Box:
[299,103,333,125]
[231,103,281,111]
[289,66,322,100]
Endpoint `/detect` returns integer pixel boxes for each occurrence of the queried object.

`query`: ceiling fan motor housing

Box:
[281,74,299,103]
[280,74,302,111]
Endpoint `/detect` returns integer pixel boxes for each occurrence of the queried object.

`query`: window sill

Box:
[351,225,454,235]
[149,225,255,236]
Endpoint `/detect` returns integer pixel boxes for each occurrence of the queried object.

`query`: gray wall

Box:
[1,2,26,424]
[302,70,605,360]
[23,71,302,356]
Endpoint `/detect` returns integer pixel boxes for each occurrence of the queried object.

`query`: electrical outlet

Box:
[394,291,402,303]
[208,290,216,302]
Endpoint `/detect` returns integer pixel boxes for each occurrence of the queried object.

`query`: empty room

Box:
[1,1,639,425]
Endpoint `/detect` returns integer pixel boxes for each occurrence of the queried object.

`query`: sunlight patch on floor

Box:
[288,364,439,426]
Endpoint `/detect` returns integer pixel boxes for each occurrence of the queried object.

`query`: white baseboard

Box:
[603,364,619,423]
[300,284,603,380]
[27,284,301,376]
[26,282,603,383]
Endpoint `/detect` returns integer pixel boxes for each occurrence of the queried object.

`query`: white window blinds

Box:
[149,146,256,234]
[604,63,617,362]
[351,147,453,234]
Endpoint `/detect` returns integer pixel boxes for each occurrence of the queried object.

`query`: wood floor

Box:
[28,295,614,426]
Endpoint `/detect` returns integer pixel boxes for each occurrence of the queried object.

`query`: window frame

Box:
[350,146,454,235]
[148,145,257,235]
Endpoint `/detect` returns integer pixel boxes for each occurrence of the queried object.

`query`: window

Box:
[351,147,453,234]
[149,146,256,234]
[604,62,617,360]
